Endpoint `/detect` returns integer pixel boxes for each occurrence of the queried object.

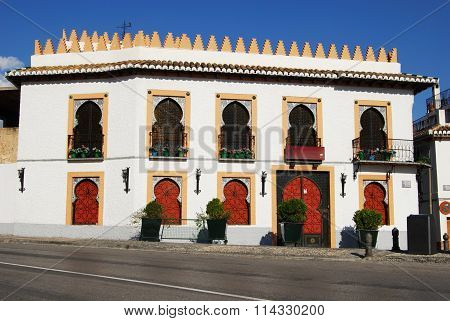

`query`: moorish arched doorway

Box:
[152,98,184,156]
[154,178,182,224]
[359,107,387,151]
[363,182,388,225]
[73,101,103,152]
[288,104,317,146]
[72,179,99,225]
[282,177,322,235]
[220,101,251,151]
[223,179,250,225]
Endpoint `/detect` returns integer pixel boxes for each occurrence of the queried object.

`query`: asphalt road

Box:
[0,242,448,300]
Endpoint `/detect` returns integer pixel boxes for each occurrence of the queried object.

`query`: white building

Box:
[414,88,450,241]
[0,29,440,249]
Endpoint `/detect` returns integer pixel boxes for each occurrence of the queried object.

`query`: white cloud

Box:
[0,56,24,87]
[0,56,24,70]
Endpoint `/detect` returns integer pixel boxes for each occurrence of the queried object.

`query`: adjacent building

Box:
[414,88,450,241]
[0,29,440,249]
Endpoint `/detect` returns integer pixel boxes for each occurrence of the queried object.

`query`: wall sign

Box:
[443,185,450,191]
[402,180,411,188]
[439,201,450,215]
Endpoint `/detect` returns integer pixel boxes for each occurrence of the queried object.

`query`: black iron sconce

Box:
[194,169,201,194]
[260,171,267,196]
[340,173,347,198]
[122,167,130,193]
[18,168,25,193]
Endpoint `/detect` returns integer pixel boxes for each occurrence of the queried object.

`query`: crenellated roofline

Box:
[34,29,398,64]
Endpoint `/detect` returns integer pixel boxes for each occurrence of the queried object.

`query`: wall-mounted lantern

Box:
[340,173,347,198]
[122,167,130,193]
[194,169,201,194]
[260,171,267,197]
[18,168,25,193]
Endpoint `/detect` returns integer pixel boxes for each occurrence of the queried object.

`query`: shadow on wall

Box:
[339,226,359,248]
[260,232,276,245]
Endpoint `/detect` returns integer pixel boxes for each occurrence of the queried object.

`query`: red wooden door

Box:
[73,179,99,225]
[364,182,387,224]
[282,177,322,234]
[224,180,250,225]
[154,179,181,224]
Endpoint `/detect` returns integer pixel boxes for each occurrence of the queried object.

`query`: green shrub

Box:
[205,198,230,220]
[142,201,163,219]
[277,199,307,223]
[353,209,383,230]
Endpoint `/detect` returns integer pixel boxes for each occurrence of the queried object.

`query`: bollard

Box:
[392,227,400,252]
[444,233,449,253]
[365,232,373,258]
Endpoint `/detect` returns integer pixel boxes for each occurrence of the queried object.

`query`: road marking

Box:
[0,261,267,301]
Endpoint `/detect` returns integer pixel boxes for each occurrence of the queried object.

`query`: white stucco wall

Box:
[0,163,17,234]
[1,72,420,249]
[30,46,401,74]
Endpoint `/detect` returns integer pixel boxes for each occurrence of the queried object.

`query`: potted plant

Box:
[357,150,365,160]
[92,147,103,158]
[203,198,230,243]
[177,146,188,157]
[219,148,228,159]
[162,146,170,157]
[68,148,78,159]
[79,146,89,158]
[277,198,307,246]
[353,209,383,248]
[140,201,164,241]
[243,148,252,159]
[149,146,158,157]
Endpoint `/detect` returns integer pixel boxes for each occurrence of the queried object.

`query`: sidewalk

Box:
[0,235,448,264]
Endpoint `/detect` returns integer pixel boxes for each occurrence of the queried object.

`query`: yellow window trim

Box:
[146,89,191,158]
[215,93,257,159]
[281,96,323,155]
[354,99,393,140]
[67,93,109,159]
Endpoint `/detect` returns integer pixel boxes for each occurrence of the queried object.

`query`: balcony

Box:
[68,134,104,161]
[413,113,438,132]
[284,137,325,163]
[218,132,255,161]
[426,88,450,112]
[352,137,414,163]
[149,131,188,159]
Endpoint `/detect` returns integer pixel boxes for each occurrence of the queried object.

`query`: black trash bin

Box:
[407,214,438,255]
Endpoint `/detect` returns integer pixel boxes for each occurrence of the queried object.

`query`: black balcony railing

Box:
[426,88,450,112]
[68,134,104,159]
[218,132,255,159]
[352,137,414,162]
[149,131,188,157]
[413,113,438,132]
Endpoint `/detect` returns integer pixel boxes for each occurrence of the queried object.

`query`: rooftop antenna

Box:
[117,20,132,39]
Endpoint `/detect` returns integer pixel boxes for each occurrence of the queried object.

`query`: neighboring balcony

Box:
[67,134,104,161]
[352,137,414,163]
[218,132,255,161]
[426,88,450,112]
[149,131,188,159]
[284,137,325,163]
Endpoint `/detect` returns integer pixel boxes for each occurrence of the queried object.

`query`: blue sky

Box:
[0,0,448,119]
